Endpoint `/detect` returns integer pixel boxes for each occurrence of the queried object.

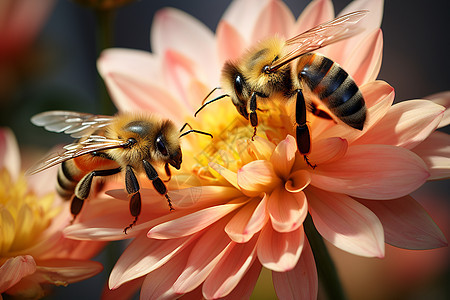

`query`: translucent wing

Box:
[269,10,368,71]
[31,110,114,138]
[27,135,127,175]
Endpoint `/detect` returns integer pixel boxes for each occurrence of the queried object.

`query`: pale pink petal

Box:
[257,224,305,272]
[203,236,258,299]
[308,137,348,164]
[311,145,429,200]
[0,256,36,293]
[237,160,281,197]
[307,187,385,257]
[140,246,190,300]
[319,81,395,143]
[151,8,218,84]
[345,29,383,85]
[209,162,239,189]
[285,170,311,193]
[221,261,262,300]
[248,136,276,161]
[353,100,445,149]
[358,196,447,250]
[173,218,232,294]
[250,0,296,43]
[225,194,269,243]
[293,0,334,36]
[0,128,20,179]
[413,131,450,180]
[270,135,297,178]
[109,233,195,289]
[267,188,307,233]
[328,0,384,64]
[221,0,271,43]
[425,91,450,128]
[102,277,143,300]
[148,200,244,239]
[272,238,318,300]
[216,20,246,65]
[33,259,103,284]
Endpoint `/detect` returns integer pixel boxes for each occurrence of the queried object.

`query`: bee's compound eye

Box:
[156,135,168,156]
[127,138,137,147]
[234,74,244,96]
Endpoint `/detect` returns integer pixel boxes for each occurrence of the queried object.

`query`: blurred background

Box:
[1,0,448,299]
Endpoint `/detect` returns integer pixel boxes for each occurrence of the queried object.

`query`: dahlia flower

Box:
[65,0,448,298]
[0,128,104,299]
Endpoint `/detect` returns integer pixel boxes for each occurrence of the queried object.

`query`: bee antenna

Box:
[194,94,229,117]
[202,87,221,105]
[179,123,213,139]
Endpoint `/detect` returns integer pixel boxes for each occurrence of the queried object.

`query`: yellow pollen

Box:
[0,169,59,257]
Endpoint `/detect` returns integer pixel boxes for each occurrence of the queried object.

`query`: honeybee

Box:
[195,11,368,168]
[29,111,212,233]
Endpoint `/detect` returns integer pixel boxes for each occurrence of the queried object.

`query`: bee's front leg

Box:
[124,165,142,234]
[295,89,316,169]
[142,159,174,211]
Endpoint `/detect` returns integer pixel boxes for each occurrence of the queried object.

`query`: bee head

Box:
[155,120,182,169]
[221,62,250,120]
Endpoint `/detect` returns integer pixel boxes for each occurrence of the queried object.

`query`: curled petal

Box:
[273,238,318,300]
[311,145,429,200]
[308,137,348,164]
[237,160,281,196]
[257,224,305,272]
[285,170,311,193]
[271,135,297,178]
[267,188,307,233]
[109,233,195,289]
[250,0,295,43]
[412,131,450,180]
[425,91,450,128]
[225,195,269,243]
[307,187,385,257]
[0,256,36,293]
[353,100,445,149]
[358,196,447,250]
[203,236,258,299]
[0,128,20,179]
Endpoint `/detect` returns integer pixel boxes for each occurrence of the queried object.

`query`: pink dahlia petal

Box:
[271,135,297,178]
[209,162,239,189]
[358,196,447,250]
[221,261,262,300]
[140,246,190,300]
[308,137,348,164]
[225,195,269,243]
[109,233,195,289]
[173,218,232,294]
[248,136,276,161]
[102,277,144,300]
[203,236,258,299]
[307,187,385,257]
[0,128,20,179]
[272,238,318,300]
[353,100,445,149]
[345,29,383,85]
[425,91,450,128]
[147,200,244,239]
[221,0,270,43]
[412,131,450,180]
[151,8,218,84]
[0,256,36,293]
[293,0,334,37]
[285,170,311,193]
[328,0,384,64]
[216,20,246,65]
[237,160,281,196]
[257,224,305,272]
[33,259,103,284]
[311,145,429,200]
[267,188,307,233]
[251,0,296,43]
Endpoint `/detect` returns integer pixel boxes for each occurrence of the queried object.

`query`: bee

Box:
[195,11,368,168]
[28,111,212,233]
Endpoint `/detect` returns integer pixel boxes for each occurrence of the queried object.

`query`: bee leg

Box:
[124,165,141,234]
[249,92,258,140]
[142,159,174,211]
[163,163,172,182]
[295,89,316,169]
[72,167,122,222]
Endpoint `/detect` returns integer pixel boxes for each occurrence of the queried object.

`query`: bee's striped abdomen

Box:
[56,160,81,200]
[297,53,366,130]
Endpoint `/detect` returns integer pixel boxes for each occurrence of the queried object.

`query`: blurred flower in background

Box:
[0,128,104,298]
[60,0,449,299]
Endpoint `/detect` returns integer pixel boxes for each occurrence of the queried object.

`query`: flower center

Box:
[0,169,59,257]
